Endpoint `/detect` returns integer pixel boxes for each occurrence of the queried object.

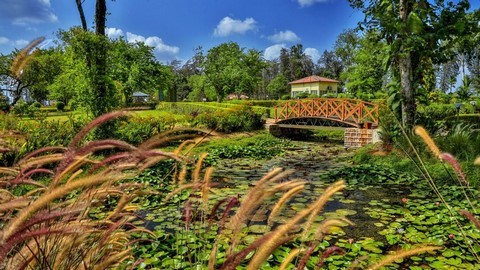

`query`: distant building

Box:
[227,93,249,100]
[132,91,149,103]
[289,75,339,98]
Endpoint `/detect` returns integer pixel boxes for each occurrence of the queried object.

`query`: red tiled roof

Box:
[288,75,339,84]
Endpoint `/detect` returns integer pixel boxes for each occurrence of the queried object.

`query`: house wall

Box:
[290,82,338,98]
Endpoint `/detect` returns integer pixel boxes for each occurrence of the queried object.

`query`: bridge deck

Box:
[274,98,379,128]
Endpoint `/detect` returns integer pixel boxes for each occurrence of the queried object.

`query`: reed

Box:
[0,110,198,269]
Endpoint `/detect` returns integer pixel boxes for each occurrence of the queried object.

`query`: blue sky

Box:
[1,1,477,64]
[0,0,364,63]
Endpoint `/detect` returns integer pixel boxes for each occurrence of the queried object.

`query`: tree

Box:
[0,38,46,107]
[74,0,117,119]
[201,42,265,102]
[316,50,344,80]
[334,29,359,69]
[22,48,63,103]
[187,75,216,101]
[348,0,475,128]
[110,39,163,105]
[267,74,288,99]
[435,59,459,93]
[279,44,315,82]
[341,30,388,98]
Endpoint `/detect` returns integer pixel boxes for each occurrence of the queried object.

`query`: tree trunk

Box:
[95,0,107,36]
[92,0,108,117]
[75,0,88,30]
[399,53,415,129]
[399,0,415,129]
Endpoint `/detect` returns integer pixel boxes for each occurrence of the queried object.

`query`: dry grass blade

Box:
[278,248,302,270]
[10,37,45,78]
[246,180,346,270]
[414,126,441,159]
[367,246,441,270]
[268,184,304,225]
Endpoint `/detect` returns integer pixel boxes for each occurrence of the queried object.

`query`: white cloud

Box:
[106,28,124,39]
[213,17,257,37]
[304,48,320,62]
[264,44,286,61]
[268,30,300,43]
[123,31,179,55]
[1,0,58,26]
[298,0,329,7]
[0,37,30,48]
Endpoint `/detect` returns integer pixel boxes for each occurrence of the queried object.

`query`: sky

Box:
[0,0,366,63]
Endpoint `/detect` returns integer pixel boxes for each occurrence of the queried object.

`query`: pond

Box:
[140,139,480,269]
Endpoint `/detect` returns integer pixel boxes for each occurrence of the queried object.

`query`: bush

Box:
[194,104,264,133]
[32,101,42,109]
[12,100,34,117]
[56,101,65,111]
[0,95,9,112]
[296,92,309,99]
[114,116,177,145]
[444,114,480,129]
[416,103,457,133]
[281,94,291,100]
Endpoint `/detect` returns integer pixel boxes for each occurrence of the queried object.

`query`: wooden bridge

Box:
[273,98,380,129]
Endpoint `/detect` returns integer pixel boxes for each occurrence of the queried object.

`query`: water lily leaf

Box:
[335,209,357,216]
[248,224,271,234]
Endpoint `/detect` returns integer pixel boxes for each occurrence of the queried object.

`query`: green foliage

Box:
[444,114,480,129]
[0,94,9,112]
[197,133,291,165]
[267,74,289,99]
[56,101,65,111]
[31,101,42,109]
[12,99,35,117]
[281,94,291,100]
[114,116,175,145]
[416,103,457,133]
[194,104,264,133]
[200,42,266,102]
[296,92,309,99]
[341,30,388,99]
[320,163,418,185]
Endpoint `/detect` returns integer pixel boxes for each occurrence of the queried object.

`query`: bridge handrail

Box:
[274,98,380,126]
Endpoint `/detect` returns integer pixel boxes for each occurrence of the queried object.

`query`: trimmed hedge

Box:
[444,114,480,129]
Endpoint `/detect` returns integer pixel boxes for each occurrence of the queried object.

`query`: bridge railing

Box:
[274,98,379,126]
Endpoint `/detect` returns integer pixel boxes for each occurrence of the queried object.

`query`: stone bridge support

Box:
[343,128,381,148]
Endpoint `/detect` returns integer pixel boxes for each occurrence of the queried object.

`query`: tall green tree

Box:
[349,0,475,128]
[201,42,265,101]
[341,30,388,98]
[110,39,162,105]
[267,74,288,99]
[279,44,315,82]
[74,0,117,118]
[316,50,344,80]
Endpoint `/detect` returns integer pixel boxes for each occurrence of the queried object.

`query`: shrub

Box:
[296,92,309,99]
[12,100,32,117]
[31,101,42,109]
[56,101,65,112]
[416,103,457,133]
[194,104,264,133]
[444,114,480,129]
[0,95,9,112]
[281,94,291,100]
[114,116,171,145]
